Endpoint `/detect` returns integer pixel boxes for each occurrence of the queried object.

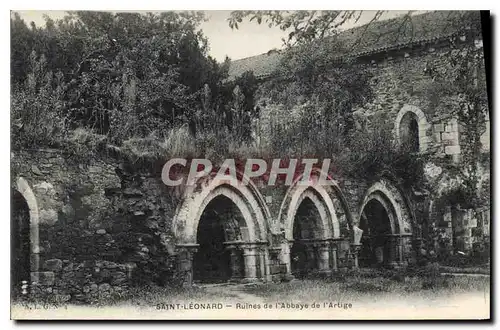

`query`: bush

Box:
[11,52,68,149]
[161,126,198,158]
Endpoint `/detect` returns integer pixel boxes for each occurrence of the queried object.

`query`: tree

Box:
[228,11,388,46]
[228,11,376,147]
[10,11,235,146]
[228,11,479,47]
[426,31,489,208]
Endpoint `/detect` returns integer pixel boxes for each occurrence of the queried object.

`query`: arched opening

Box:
[193,195,246,283]
[11,189,31,296]
[174,177,271,285]
[399,111,420,152]
[290,197,324,277]
[359,199,393,267]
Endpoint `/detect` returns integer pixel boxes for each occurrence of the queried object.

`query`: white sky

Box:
[14,10,411,62]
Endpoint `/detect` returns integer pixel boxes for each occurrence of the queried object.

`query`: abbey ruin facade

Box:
[11,11,490,302]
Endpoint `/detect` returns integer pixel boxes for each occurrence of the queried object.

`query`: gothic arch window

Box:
[394,105,430,153]
[399,111,420,152]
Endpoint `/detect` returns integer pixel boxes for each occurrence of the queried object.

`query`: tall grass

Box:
[241,274,490,303]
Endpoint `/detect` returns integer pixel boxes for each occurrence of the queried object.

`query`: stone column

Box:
[224,242,244,281]
[303,242,313,271]
[242,244,258,282]
[281,240,293,276]
[317,241,331,274]
[256,243,270,281]
[329,239,340,271]
[399,235,412,267]
[263,245,272,281]
[386,235,403,268]
[175,244,199,287]
[350,243,362,269]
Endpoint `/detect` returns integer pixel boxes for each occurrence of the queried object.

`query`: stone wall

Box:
[11,149,137,302]
[249,32,489,259]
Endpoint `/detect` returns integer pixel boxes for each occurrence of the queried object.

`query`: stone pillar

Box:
[242,244,258,282]
[281,240,293,276]
[335,238,350,270]
[304,242,316,270]
[224,243,244,280]
[350,243,362,269]
[387,234,412,268]
[386,235,403,268]
[30,254,40,281]
[317,241,331,274]
[263,246,272,281]
[329,239,340,271]
[256,243,270,281]
[175,244,199,287]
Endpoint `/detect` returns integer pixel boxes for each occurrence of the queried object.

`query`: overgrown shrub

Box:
[11,52,68,149]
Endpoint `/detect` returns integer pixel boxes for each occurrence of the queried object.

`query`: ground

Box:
[12,268,490,320]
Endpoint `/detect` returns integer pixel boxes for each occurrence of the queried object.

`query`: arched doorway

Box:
[173,176,272,285]
[193,195,245,283]
[279,170,352,277]
[11,189,31,296]
[358,180,414,269]
[399,111,420,152]
[290,197,324,277]
[359,198,393,267]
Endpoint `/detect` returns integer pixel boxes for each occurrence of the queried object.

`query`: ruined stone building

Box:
[11,11,490,302]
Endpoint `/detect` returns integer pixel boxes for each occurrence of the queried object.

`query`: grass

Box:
[13,270,490,309]
[114,284,236,307]
[439,265,490,275]
[120,271,489,307]
[240,273,490,304]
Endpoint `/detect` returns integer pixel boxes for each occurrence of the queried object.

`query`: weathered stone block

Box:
[99,283,112,292]
[445,146,460,155]
[110,272,128,285]
[39,209,58,225]
[32,271,55,286]
[433,132,442,142]
[43,258,63,272]
[88,166,102,173]
[31,165,43,176]
[471,227,483,237]
[441,132,457,141]
[434,123,445,132]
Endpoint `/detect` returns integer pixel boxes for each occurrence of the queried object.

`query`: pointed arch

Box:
[358,179,414,267]
[359,180,414,234]
[278,168,353,240]
[173,172,272,244]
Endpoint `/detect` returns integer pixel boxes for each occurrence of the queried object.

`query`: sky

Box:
[14,10,411,62]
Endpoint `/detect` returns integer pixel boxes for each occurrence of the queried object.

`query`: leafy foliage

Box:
[11,11,259,153]
[228,11,383,46]
[259,37,374,159]
[424,33,489,207]
[11,51,68,148]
